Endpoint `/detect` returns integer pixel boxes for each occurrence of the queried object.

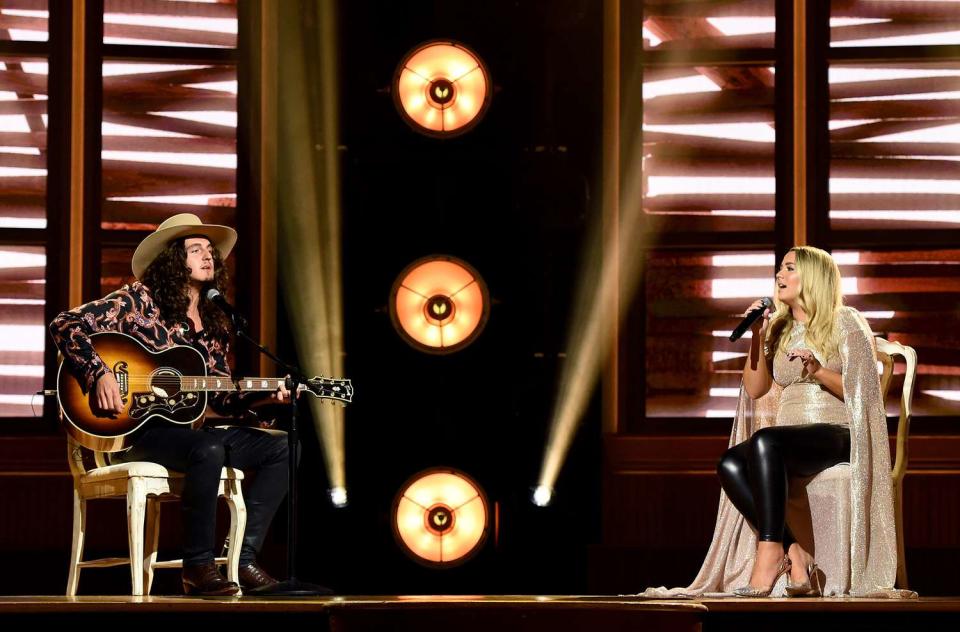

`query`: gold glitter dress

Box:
[773,320,848,428]
[641,306,910,598]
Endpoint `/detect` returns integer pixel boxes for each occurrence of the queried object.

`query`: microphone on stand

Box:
[205,287,248,333]
[728,297,773,343]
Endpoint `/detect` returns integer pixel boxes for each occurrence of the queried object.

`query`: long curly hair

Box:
[766,245,844,361]
[140,237,232,343]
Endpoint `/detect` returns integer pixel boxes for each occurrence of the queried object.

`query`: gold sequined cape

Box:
[641,307,902,598]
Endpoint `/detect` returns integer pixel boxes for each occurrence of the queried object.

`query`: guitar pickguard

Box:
[128,390,203,419]
[127,366,202,420]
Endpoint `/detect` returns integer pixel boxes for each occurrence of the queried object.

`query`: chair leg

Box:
[894,482,909,589]
[224,478,247,586]
[67,491,86,596]
[144,497,161,596]
[127,478,147,596]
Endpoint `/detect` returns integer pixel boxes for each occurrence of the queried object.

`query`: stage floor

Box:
[1,595,959,631]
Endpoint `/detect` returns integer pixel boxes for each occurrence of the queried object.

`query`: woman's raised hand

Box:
[745,299,771,338]
[787,349,823,378]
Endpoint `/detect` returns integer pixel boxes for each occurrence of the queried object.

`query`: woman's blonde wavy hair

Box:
[765,246,844,361]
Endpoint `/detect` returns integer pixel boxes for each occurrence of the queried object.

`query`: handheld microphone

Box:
[205,288,248,332]
[728,297,773,343]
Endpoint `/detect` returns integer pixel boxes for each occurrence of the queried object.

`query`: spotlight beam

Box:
[536,198,646,490]
[536,196,647,495]
[275,0,346,491]
[535,5,650,495]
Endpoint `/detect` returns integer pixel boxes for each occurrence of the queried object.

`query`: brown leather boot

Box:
[182,562,240,596]
[238,562,279,590]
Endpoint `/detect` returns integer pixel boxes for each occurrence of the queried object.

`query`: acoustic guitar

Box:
[58,332,353,452]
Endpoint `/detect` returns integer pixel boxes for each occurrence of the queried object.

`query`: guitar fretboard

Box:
[178,377,286,392]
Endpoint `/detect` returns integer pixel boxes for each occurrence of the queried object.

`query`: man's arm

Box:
[48,289,136,394]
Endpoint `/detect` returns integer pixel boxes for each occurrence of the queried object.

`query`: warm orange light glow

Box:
[390,256,489,354]
[393,41,491,137]
[393,468,489,567]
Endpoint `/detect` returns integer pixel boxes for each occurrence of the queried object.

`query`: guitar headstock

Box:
[302,376,353,404]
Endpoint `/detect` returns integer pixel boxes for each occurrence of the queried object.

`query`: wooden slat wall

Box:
[600,0,960,600]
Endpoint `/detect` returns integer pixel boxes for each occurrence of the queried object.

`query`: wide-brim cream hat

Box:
[132,213,237,279]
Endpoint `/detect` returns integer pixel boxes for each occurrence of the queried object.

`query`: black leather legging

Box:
[717,424,851,543]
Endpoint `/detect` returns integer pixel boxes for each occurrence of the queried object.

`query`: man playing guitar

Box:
[50,214,289,596]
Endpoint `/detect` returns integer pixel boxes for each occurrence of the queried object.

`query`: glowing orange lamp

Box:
[393,468,489,567]
[390,255,489,354]
[393,40,492,137]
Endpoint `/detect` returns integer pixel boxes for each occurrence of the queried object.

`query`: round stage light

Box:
[393,468,489,567]
[389,255,490,354]
[393,40,492,137]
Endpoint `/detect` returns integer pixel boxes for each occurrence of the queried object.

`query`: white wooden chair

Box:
[66,436,247,596]
[795,337,916,594]
[879,337,916,590]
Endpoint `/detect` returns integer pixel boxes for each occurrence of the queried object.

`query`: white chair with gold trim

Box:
[790,336,916,594]
[66,436,246,596]
[879,337,915,590]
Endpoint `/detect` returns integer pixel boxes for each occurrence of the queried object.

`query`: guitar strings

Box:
[114,376,338,383]
[117,379,338,382]
[113,377,345,395]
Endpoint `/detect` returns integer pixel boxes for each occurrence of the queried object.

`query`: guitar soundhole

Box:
[150,368,181,400]
[128,367,200,420]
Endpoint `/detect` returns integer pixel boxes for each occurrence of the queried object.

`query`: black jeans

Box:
[716,424,851,544]
[115,425,290,567]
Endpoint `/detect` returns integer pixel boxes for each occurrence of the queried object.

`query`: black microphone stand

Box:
[230,315,333,597]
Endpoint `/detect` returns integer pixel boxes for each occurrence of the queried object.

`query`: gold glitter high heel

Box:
[785,562,823,597]
[733,555,791,597]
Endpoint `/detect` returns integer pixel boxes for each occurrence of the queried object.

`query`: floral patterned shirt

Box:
[49,281,245,416]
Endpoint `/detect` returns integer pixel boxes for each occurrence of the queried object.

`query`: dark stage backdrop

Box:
[270,0,605,595]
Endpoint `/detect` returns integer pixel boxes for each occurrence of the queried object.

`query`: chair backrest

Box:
[875,337,918,486]
[63,416,111,484]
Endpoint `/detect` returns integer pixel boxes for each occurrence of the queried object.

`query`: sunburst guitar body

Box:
[57,332,353,452]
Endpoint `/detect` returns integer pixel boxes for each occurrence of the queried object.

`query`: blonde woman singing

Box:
[642,246,908,598]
